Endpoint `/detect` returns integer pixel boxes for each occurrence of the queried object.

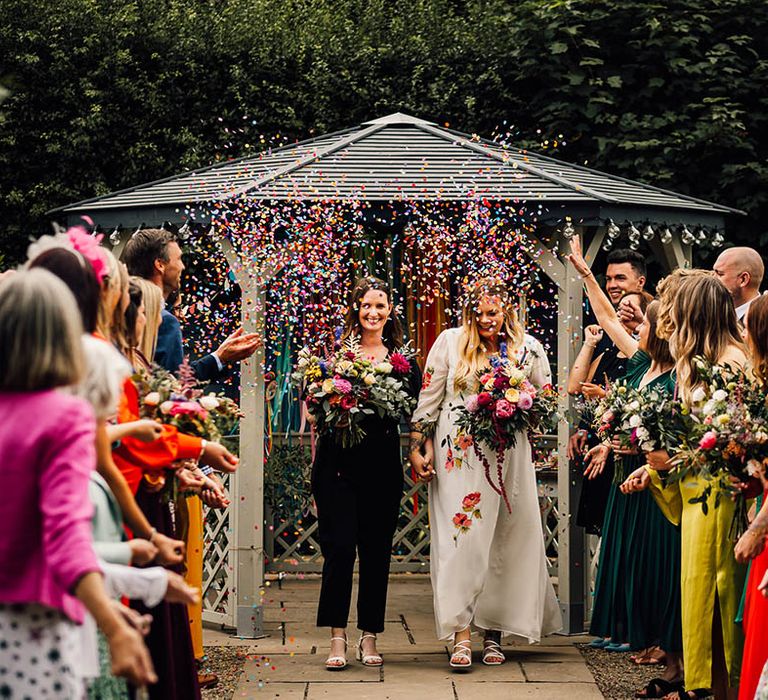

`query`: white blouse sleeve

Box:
[100,561,168,608]
[411,329,453,434]
[526,336,552,389]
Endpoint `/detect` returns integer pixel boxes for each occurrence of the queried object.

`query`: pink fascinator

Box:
[66,225,109,284]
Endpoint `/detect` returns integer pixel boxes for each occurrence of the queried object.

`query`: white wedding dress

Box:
[413,328,562,641]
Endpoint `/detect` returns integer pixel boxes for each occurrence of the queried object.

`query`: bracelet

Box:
[579,271,594,280]
[198,439,208,460]
[200,465,214,476]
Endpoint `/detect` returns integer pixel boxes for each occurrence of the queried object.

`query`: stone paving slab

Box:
[212,574,603,699]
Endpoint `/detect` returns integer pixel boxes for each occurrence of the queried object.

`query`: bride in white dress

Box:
[409,278,562,669]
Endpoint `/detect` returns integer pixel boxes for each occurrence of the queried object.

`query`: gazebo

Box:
[54,112,740,637]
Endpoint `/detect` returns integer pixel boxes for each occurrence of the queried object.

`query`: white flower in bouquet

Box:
[336,360,353,374]
[144,391,161,407]
[703,399,718,416]
[629,414,642,428]
[712,389,729,403]
[691,386,707,403]
[507,367,526,385]
[321,378,335,393]
[716,414,731,426]
[756,431,768,444]
[375,361,393,375]
[628,400,641,412]
[200,394,220,410]
[159,400,174,414]
[363,373,376,386]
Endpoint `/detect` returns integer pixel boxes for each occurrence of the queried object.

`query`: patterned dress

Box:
[412,328,562,641]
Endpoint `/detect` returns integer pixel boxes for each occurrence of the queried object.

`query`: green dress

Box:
[589,351,682,653]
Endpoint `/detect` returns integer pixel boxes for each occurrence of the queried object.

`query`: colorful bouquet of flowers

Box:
[592,379,636,452]
[454,344,558,512]
[671,358,768,532]
[618,384,683,454]
[133,358,243,442]
[291,335,417,447]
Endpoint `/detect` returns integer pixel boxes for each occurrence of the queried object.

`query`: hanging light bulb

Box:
[711,230,724,248]
[642,223,655,241]
[606,219,621,240]
[696,227,708,244]
[681,225,695,245]
[629,238,640,251]
[602,239,613,252]
[562,220,576,240]
[659,226,673,244]
[109,226,121,246]
[178,222,190,240]
[132,222,145,239]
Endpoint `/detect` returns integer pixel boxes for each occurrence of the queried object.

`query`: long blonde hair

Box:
[96,248,122,340]
[131,277,163,362]
[454,278,524,391]
[669,273,744,404]
[655,268,710,341]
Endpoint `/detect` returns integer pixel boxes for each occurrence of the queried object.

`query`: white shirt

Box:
[736,294,760,321]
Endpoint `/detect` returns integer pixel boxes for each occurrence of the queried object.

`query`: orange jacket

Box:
[113,378,203,495]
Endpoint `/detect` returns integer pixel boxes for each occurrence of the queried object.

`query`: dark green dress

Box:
[589,351,682,652]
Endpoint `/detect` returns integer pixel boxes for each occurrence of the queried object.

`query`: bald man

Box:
[713,246,765,320]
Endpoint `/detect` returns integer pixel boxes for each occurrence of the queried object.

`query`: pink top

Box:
[0,390,101,623]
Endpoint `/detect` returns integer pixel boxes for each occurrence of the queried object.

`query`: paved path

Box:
[204,574,602,699]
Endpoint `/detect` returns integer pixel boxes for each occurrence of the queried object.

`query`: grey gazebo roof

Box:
[54,112,741,228]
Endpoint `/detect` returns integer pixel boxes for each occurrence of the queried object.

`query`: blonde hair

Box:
[655,268,710,341]
[669,274,744,404]
[0,269,84,390]
[454,278,524,391]
[131,277,164,362]
[96,248,122,340]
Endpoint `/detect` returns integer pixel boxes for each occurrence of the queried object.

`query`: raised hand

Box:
[214,327,263,363]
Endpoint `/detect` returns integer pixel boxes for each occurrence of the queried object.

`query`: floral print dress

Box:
[413,328,562,641]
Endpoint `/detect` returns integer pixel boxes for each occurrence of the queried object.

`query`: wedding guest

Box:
[0,269,155,697]
[26,242,185,566]
[122,228,261,380]
[311,277,420,670]
[713,247,764,322]
[568,238,683,690]
[623,274,747,700]
[409,278,561,669]
[569,248,648,538]
[732,294,768,699]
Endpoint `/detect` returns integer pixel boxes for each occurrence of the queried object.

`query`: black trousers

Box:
[311,423,403,632]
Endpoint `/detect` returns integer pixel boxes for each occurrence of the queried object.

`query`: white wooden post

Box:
[218,236,268,638]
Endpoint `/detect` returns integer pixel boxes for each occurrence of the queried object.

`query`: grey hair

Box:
[0,269,84,390]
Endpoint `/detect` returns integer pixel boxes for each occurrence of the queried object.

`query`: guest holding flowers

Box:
[409,277,561,669]
[622,273,747,700]
[305,277,420,670]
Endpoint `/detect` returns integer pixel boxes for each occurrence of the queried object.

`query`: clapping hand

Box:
[214,327,263,364]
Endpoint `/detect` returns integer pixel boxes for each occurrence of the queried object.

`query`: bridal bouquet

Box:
[455,344,558,512]
[291,336,416,447]
[671,359,768,531]
[133,358,243,441]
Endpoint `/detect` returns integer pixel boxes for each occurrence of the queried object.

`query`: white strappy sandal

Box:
[325,635,348,670]
[482,638,506,665]
[449,639,473,669]
[357,633,383,667]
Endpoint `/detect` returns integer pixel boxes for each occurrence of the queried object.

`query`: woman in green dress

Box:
[569,240,683,696]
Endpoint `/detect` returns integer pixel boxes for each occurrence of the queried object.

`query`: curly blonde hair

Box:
[655,268,710,341]
[453,278,524,392]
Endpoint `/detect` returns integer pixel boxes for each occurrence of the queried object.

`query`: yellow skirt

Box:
[185,495,204,660]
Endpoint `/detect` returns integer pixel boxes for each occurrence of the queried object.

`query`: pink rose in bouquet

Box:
[699,430,718,450]
[517,392,533,410]
[340,395,357,411]
[493,375,509,390]
[169,401,208,419]
[495,399,515,419]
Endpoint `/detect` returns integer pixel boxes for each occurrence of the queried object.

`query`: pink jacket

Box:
[0,390,101,623]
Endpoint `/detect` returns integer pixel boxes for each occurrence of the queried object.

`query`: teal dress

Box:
[589,351,682,653]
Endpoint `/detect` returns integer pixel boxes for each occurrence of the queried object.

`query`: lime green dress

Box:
[589,351,682,653]
[648,373,748,690]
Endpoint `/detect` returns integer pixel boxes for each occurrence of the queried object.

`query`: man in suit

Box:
[713,246,764,322]
[122,228,262,378]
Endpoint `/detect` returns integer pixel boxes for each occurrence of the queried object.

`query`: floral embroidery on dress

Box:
[444,441,455,472]
[441,428,474,471]
[422,366,434,390]
[452,491,482,544]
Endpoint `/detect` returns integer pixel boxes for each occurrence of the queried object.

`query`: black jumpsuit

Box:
[311,365,420,632]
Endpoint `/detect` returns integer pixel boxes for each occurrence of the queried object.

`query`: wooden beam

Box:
[522,232,567,290]
[556,261,586,633]
[584,226,606,267]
